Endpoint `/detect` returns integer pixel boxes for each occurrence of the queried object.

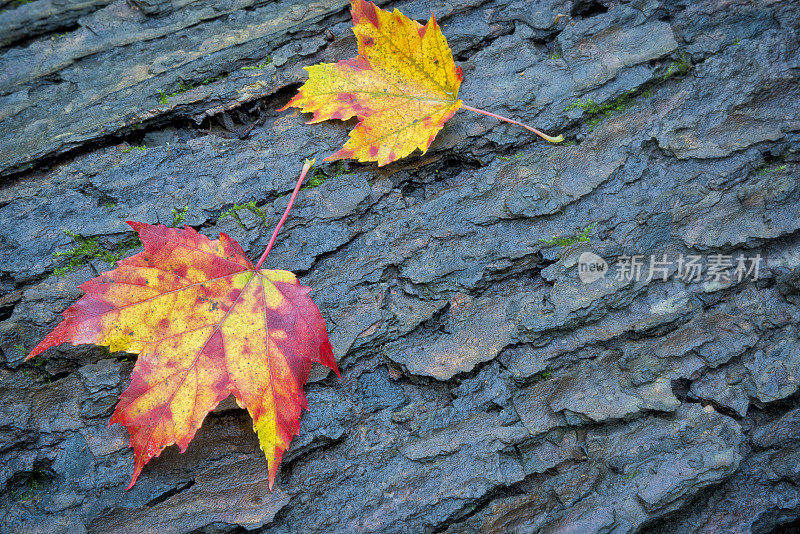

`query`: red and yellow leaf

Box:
[280,0,463,166]
[29,222,338,489]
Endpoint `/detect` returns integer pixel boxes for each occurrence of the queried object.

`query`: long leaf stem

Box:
[461,103,563,143]
[255,158,316,270]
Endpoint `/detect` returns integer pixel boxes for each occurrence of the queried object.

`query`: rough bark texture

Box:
[1,0,799,532]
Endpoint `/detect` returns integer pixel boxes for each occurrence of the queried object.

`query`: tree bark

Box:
[1,0,799,532]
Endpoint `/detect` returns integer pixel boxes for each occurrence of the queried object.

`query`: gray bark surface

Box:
[0,0,799,532]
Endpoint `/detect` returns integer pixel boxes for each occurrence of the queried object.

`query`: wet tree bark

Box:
[1,0,799,532]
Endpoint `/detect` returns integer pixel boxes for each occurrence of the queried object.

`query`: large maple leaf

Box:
[280,0,561,166]
[29,220,338,489]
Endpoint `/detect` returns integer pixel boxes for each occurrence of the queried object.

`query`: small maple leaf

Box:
[281,0,561,167]
[29,220,338,489]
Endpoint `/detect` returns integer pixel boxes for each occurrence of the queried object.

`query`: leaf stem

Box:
[255,158,316,270]
[460,103,563,143]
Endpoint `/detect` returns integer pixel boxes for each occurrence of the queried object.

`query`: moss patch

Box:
[171,206,189,227]
[51,230,141,277]
[530,368,553,383]
[497,151,523,162]
[662,53,692,80]
[565,88,653,129]
[302,168,330,190]
[562,53,691,130]
[756,163,788,176]
[540,222,597,248]
[301,162,351,190]
[158,74,228,104]
[219,201,268,230]
[14,468,51,503]
[20,357,55,384]
[241,57,272,70]
[621,468,640,481]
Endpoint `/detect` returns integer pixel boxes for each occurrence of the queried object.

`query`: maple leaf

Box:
[280,0,562,167]
[29,163,338,489]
